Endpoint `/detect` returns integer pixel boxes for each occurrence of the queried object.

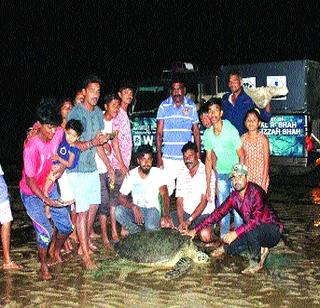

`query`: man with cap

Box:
[181,163,283,274]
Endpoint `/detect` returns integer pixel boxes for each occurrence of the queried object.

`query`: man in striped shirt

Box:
[156,81,201,195]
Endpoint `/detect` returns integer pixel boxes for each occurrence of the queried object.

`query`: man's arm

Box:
[192,123,201,159]
[159,184,173,228]
[156,119,164,168]
[236,146,245,165]
[176,197,185,225]
[26,176,58,206]
[262,134,270,191]
[205,150,213,200]
[111,137,128,176]
[118,192,144,225]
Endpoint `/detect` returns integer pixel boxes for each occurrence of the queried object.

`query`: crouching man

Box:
[181,164,283,274]
[115,145,172,235]
[172,142,215,243]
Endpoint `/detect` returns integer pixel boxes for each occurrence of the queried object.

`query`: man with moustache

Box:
[156,80,201,196]
[181,164,283,274]
[171,142,215,243]
[115,145,172,234]
[67,75,112,270]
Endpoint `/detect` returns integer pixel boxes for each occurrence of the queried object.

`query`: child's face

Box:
[105,99,120,118]
[245,113,261,131]
[65,128,79,144]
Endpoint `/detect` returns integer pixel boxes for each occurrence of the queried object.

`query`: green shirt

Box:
[67,103,104,173]
[203,120,241,174]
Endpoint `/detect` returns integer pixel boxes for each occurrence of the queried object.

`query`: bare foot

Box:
[62,238,73,253]
[120,227,129,238]
[3,261,23,270]
[47,251,64,267]
[88,241,98,251]
[78,246,94,256]
[89,232,101,239]
[40,264,52,280]
[103,240,113,250]
[83,258,98,270]
[210,245,225,258]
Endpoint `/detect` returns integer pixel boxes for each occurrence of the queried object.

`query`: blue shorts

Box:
[20,185,72,248]
[68,171,101,213]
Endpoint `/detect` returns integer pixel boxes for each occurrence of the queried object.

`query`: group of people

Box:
[0,70,283,280]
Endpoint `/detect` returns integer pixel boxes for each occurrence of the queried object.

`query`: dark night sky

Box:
[1,0,320,164]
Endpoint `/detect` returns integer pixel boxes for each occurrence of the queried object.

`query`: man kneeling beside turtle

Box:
[181,163,283,274]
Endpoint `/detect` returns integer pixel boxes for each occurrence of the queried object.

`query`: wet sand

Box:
[1,168,320,307]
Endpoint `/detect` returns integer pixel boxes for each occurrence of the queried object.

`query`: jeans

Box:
[225,224,281,262]
[20,185,72,248]
[217,173,243,239]
[115,205,160,234]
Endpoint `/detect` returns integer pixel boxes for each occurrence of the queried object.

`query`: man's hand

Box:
[179,228,197,239]
[132,205,144,225]
[178,220,191,231]
[51,164,65,180]
[119,162,129,177]
[93,132,110,146]
[160,216,174,228]
[43,196,60,207]
[51,154,60,161]
[223,231,238,245]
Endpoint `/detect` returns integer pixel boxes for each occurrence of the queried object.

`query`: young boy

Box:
[95,94,127,249]
[43,119,83,218]
[0,164,22,270]
[20,98,73,280]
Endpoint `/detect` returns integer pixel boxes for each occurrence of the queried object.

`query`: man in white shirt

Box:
[115,145,172,234]
[172,142,215,243]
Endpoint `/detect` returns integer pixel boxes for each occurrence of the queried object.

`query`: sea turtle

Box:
[114,228,210,279]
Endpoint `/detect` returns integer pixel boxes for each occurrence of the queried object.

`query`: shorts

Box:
[57,171,74,202]
[20,184,72,248]
[68,171,101,213]
[98,170,124,216]
[0,199,13,224]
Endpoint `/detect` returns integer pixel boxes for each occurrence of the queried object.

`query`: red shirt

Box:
[194,182,283,237]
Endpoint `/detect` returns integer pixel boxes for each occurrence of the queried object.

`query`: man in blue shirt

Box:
[156,81,201,195]
[222,70,271,135]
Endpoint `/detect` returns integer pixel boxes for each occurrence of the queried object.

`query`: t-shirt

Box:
[20,127,64,195]
[203,120,241,174]
[120,167,166,211]
[95,117,114,174]
[176,161,215,215]
[67,103,104,173]
[156,96,199,160]
[55,134,80,170]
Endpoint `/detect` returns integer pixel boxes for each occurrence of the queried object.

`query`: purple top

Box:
[194,182,283,237]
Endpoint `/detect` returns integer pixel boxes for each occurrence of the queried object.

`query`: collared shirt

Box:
[157,96,199,160]
[67,103,104,173]
[222,89,271,135]
[112,107,132,169]
[176,161,215,215]
[202,120,241,174]
[194,182,283,237]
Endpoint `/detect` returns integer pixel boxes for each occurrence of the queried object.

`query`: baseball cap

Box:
[230,164,248,178]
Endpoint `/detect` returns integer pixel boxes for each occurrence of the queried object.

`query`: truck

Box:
[129,62,217,153]
[219,60,320,171]
[130,60,320,171]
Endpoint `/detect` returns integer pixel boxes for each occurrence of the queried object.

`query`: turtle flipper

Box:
[165,257,193,280]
